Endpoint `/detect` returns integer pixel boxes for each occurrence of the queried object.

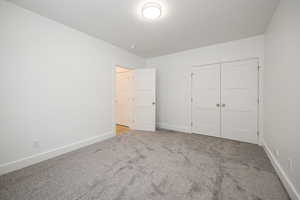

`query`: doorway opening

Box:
[114,66,157,136]
[115,66,133,136]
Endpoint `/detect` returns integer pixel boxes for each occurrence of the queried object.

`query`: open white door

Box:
[132,68,156,131]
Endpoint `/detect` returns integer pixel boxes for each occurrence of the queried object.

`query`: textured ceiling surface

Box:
[9,0,279,58]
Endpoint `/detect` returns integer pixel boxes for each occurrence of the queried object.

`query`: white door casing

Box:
[132,68,156,131]
[221,59,259,144]
[191,64,221,137]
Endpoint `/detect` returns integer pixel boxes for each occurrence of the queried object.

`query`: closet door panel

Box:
[192,64,221,137]
[221,60,258,144]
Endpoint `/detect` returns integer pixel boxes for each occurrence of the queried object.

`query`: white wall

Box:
[0,0,144,174]
[146,35,264,134]
[264,0,300,199]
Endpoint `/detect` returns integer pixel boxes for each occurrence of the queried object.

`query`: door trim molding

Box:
[191,57,260,68]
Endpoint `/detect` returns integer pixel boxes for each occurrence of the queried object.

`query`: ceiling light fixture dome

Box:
[142,2,162,20]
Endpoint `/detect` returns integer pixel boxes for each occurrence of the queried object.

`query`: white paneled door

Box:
[132,69,156,131]
[191,64,221,137]
[221,60,259,144]
[192,59,259,144]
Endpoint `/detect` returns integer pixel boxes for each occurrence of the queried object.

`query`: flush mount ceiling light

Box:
[142,2,162,20]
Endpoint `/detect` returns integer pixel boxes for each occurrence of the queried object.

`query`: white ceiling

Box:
[8,0,279,58]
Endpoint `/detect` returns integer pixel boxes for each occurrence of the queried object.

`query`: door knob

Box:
[222,104,226,107]
[152,102,156,105]
[216,104,220,107]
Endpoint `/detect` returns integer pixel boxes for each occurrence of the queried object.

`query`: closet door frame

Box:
[191,58,261,144]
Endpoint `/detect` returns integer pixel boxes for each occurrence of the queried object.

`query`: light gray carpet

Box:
[0,130,290,200]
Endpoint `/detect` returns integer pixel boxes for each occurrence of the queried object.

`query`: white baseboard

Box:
[0,131,115,176]
[262,140,300,200]
[158,123,191,133]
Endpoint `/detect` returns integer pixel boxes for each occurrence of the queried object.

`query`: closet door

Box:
[221,59,258,144]
[192,64,221,137]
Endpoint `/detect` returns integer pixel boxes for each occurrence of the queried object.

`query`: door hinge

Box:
[257,98,260,104]
[257,131,260,136]
[191,122,193,127]
[258,65,260,71]
[191,72,194,77]
[191,98,193,103]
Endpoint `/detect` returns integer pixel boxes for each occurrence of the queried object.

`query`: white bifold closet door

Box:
[192,59,259,144]
[191,64,221,137]
[221,60,258,144]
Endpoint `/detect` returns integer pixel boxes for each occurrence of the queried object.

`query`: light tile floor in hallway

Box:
[116,125,131,136]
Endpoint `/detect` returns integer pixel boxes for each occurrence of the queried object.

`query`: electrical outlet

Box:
[33,141,40,149]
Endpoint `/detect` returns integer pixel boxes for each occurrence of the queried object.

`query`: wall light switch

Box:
[288,158,293,171]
